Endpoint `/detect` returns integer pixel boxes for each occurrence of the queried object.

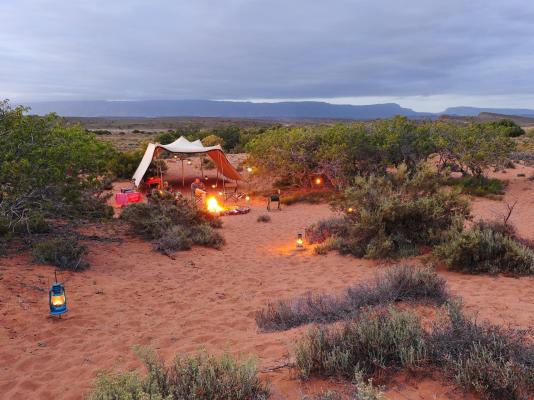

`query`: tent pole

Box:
[200,155,204,180]
[181,158,184,187]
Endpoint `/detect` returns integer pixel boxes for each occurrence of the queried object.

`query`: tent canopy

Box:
[132,136,242,187]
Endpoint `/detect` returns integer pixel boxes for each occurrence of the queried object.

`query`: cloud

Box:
[1,0,533,110]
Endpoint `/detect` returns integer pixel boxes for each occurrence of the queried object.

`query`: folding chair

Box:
[267,190,282,211]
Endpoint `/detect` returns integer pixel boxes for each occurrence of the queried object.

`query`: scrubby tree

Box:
[432,121,515,176]
[0,100,115,235]
[202,134,225,148]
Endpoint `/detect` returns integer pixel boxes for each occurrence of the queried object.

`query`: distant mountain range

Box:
[21,99,534,120]
[442,106,534,117]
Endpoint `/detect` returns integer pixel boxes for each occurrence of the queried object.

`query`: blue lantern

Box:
[49,281,67,316]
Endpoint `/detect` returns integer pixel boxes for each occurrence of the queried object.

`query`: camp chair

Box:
[223,186,246,202]
[267,190,282,211]
[194,188,206,207]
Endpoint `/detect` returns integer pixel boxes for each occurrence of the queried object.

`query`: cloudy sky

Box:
[1,0,533,111]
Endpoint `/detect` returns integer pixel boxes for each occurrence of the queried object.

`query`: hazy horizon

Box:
[2,1,534,112]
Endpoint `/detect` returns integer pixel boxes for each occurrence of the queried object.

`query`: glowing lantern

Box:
[218,191,223,196]
[211,184,217,189]
[207,197,224,214]
[247,167,253,173]
[245,195,250,202]
[187,160,192,165]
[204,175,209,181]
[49,280,67,317]
[348,207,354,213]
[296,233,304,249]
[315,177,322,185]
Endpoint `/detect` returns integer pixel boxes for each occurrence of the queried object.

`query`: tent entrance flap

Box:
[132,137,242,187]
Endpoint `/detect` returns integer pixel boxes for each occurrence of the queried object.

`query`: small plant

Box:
[88,348,270,400]
[256,265,448,331]
[295,307,426,380]
[32,237,89,271]
[353,371,385,400]
[257,214,271,223]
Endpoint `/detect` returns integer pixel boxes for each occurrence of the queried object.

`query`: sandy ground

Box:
[1,164,534,400]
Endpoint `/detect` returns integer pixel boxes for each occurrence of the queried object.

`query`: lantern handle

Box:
[54,270,58,283]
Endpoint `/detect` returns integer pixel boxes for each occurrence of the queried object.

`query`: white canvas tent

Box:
[132,136,242,187]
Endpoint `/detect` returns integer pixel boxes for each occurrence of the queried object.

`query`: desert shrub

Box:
[428,303,534,400]
[202,157,216,170]
[305,217,347,244]
[189,224,225,249]
[257,214,271,223]
[325,164,470,258]
[32,237,89,271]
[435,223,534,275]
[314,236,343,255]
[153,226,192,252]
[446,175,506,197]
[256,265,448,331]
[89,348,269,400]
[295,307,426,379]
[121,195,224,253]
[281,191,335,205]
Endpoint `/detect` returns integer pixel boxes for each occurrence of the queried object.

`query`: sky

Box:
[1,0,534,112]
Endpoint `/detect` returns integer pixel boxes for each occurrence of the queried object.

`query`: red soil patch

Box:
[1,165,533,399]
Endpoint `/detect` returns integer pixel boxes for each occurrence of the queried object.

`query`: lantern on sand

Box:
[296,233,304,250]
[247,167,253,173]
[49,272,67,317]
[315,177,323,185]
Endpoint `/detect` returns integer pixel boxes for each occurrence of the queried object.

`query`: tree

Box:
[0,100,115,234]
[201,134,225,148]
[432,121,515,176]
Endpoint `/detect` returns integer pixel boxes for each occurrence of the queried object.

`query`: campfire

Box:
[205,196,251,216]
[206,196,224,214]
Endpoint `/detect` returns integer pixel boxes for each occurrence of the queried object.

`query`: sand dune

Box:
[1,166,533,399]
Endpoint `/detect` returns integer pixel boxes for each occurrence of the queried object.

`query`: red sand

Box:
[1,164,533,399]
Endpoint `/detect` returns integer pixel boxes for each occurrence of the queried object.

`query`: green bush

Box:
[295,307,426,379]
[32,237,89,271]
[107,149,144,179]
[446,175,506,197]
[256,265,448,332]
[89,348,269,400]
[435,223,534,275]
[121,195,224,253]
[485,119,525,138]
[322,164,470,258]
